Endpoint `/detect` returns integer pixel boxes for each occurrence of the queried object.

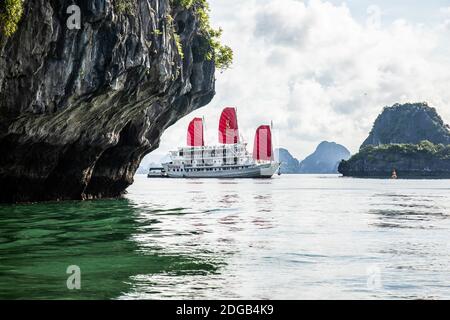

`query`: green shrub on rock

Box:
[173,0,233,70]
[0,0,24,38]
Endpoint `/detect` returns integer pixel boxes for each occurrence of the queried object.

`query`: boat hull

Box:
[164,162,280,179]
[147,173,165,178]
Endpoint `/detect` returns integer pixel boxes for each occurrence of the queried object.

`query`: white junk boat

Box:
[162,107,280,178]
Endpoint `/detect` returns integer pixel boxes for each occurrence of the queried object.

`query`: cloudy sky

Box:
[147,0,450,163]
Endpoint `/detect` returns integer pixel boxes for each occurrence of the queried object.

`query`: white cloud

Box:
[154,0,450,161]
[440,6,450,16]
[366,5,382,29]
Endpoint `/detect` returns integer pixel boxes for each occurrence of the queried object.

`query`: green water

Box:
[0,199,222,299]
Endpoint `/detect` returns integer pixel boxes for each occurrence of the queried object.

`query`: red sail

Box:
[187,118,204,147]
[253,125,273,161]
[218,107,239,144]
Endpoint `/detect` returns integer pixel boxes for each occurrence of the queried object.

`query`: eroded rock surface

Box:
[361,102,450,147]
[339,103,450,178]
[0,0,215,202]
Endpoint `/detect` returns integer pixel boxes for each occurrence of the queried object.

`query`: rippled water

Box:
[0,175,449,299]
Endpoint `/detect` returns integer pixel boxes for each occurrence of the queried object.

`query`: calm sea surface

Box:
[0,175,449,299]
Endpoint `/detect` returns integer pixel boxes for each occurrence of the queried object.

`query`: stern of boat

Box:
[259,161,281,178]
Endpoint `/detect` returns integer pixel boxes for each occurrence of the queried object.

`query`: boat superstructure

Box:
[160,107,280,178]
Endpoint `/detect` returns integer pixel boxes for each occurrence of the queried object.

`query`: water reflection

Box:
[220,194,240,206]
[0,199,227,299]
[369,192,449,229]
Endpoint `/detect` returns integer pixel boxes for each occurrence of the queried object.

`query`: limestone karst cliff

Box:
[299,141,350,174]
[276,148,301,174]
[361,102,450,147]
[0,0,222,202]
[339,103,450,178]
[338,141,450,178]
[277,142,350,174]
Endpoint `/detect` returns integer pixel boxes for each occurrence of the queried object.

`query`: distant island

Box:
[339,102,450,178]
[276,149,301,174]
[278,141,350,174]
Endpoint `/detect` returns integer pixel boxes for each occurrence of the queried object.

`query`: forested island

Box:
[339,103,450,178]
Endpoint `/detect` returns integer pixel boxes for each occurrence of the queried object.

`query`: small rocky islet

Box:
[339,102,450,178]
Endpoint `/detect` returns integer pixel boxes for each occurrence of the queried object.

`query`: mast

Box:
[202,116,205,164]
[236,108,240,144]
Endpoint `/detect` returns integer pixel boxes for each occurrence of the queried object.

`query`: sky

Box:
[145,0,450,164]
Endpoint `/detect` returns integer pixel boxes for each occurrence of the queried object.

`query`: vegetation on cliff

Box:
[339,141,450,177]
[0,0,232,70]
[0,0,23,37]
[115,0,136,15]
[362,102,450,147]
[173,0,233,70]
[346,141,450,163]
[339,103,450,178]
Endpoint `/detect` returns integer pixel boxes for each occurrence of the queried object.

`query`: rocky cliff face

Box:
[276,148,301,174]
[340,103,450,178]
[0,0,216,202]
[362,102,450,147]
[339,142,450,178]
[276,142,350,174]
